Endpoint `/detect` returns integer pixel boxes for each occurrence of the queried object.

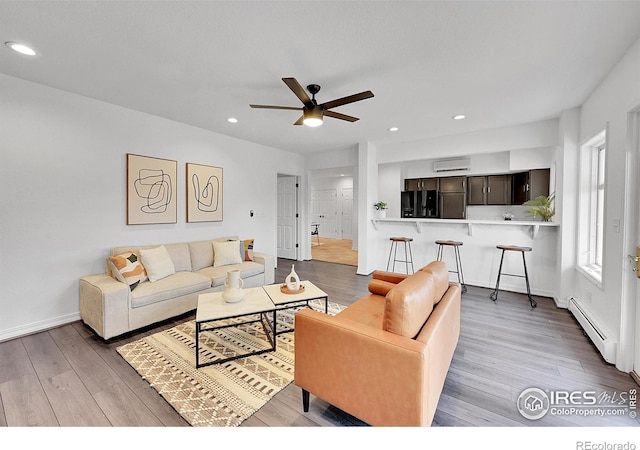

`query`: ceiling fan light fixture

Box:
[303,107,323,127]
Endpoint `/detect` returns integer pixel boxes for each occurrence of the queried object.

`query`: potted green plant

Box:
[374,201,388,218]
[524,193,555,222]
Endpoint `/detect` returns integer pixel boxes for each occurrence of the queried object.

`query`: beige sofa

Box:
[79,236,275,340]
[294,261,461,426]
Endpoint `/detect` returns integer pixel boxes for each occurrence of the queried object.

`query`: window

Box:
[577,130,606,284]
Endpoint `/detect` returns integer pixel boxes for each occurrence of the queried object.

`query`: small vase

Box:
[377,209,387,219]
[285,264,300,291]
[222,269,245,303]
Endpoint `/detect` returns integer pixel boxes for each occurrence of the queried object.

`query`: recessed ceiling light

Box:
[5,41,37,56]
[227,117,238,123]
[388,127,399,132]
[452,114,466,120]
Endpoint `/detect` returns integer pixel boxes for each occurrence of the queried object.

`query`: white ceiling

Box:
[2,1,640,155]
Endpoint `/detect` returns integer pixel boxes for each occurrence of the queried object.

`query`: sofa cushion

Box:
[140,245,176,282]
[189,240,214,271]
[420,261,449,305]
[164,243,192,272]
[196,261,264,287]
[336,294,385,328]
[383,271,435,338]
[130,272,211,308]
[213,240,243,266]
[107,251,148,290]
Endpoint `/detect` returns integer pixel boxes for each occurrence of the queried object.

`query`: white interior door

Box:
[277,176,297,259]
[341,188,353,240]
[311,189,337,239]
[630,112,640,378]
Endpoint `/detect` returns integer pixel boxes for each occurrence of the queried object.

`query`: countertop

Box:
[370,217,559,238]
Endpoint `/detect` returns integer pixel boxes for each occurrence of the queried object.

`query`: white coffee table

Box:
[195,287,277,368]
[262,280,328,335]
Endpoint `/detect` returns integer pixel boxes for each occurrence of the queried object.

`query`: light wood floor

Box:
[0,259,637,429]
[311,237,358,266]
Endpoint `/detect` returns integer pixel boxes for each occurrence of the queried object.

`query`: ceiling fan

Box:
[250,77,374,127]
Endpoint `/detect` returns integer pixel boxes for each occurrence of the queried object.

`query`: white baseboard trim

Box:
[465,279,556,300]
[0,312,81,343]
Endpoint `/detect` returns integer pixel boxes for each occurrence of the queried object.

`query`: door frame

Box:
[621,107,640,375]
[276,174,299,261]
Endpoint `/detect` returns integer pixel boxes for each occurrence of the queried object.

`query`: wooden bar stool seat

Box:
[435,240,467,293]
[490,245,536,308]
[386,237,414,274]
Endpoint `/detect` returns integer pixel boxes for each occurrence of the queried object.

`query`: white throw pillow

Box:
[139,245,176,282]
[213,240,243,267]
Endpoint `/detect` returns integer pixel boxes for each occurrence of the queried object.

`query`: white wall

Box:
[377,119,559,164]
[575,37,640,370]
[0,74,305,341]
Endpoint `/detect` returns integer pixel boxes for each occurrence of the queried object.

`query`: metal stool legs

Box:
[436,242,467,293]
[386,238,414,274]
[490,247,536,308]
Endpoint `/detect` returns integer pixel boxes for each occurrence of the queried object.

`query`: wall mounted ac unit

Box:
[433,158,471,173]
[568,297,616,363]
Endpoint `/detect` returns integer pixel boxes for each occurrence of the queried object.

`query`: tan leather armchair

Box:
[294,261,461,426]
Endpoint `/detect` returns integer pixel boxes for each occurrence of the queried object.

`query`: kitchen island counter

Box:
[371,217,559,239]
[367,217,559,300]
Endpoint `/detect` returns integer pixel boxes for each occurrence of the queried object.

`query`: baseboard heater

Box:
[568,297,616,364]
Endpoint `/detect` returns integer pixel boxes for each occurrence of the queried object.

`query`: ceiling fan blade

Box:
[250,104,302,111]
[282,78,314,108]
[321,91,374,110]
[324,110,360,122]
[293,115,304,126]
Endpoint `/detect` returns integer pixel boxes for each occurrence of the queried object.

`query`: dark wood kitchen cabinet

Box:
[512,169,550,204]
[404,177,438,191]
[439,176,466,192]
[467,176,486,205]
[467,175,511,205]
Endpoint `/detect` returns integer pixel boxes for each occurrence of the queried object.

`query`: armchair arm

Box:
[79,274,130,340]
[372,270,409,284]
[368,270,409,295]
[294,309,431,426]
[253,252,275,284]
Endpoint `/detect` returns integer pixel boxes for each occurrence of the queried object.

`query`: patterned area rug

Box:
[117,300,344,427]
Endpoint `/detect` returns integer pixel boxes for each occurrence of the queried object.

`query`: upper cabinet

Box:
[467,175,511,205]
[439,176,466,192]
[512,169,550,204]
[405,177,439,191]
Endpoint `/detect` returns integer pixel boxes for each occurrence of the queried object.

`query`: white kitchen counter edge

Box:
[370,218,559,238]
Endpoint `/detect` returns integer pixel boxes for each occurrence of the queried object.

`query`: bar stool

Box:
[490,245,536,308]
[435,240,467,293]
[386,237,414,274]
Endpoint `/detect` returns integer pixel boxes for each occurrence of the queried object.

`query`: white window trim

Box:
[576,129,607,287]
